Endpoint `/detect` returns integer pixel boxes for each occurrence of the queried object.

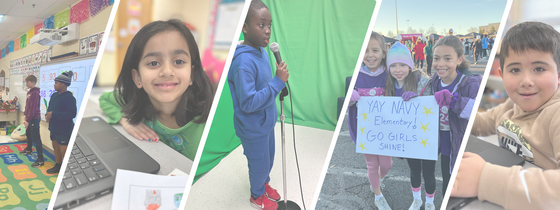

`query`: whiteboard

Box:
[39,56,95,122]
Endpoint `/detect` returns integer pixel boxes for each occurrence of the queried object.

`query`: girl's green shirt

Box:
[99,91,205,160]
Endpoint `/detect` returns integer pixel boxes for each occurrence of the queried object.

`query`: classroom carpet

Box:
[0,142,58,210]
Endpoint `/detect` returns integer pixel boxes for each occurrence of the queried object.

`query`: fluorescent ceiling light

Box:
[0,15,4,23]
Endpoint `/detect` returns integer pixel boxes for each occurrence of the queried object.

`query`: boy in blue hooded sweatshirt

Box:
[228,1,289,209]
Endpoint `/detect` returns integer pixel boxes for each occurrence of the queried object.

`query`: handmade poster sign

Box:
[356,96,439,160]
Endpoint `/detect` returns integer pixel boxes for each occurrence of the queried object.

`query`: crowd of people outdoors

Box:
[390,28,495,76]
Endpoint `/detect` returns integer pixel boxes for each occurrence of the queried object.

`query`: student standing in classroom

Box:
[46,71,77,174]
[20,75,44,167]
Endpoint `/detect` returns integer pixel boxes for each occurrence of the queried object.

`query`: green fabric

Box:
[194,0,376,182]
[98,91,205,160]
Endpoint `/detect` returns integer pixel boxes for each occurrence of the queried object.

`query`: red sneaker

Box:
[250,194,278,210]
[264,183,281,201]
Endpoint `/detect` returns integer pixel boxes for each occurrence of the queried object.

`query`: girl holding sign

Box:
[425,36,481,197]
[348,32,393,210]
[384,42,437,210]
[99,19,214,161]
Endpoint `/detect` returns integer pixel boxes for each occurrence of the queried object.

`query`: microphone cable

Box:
[285,81,307,210]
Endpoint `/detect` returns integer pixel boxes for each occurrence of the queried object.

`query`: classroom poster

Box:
[88,34,99,55]
[356,96,439,160]
[79,37,88,56]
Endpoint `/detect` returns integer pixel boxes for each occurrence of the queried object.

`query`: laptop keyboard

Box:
[60,136,111,192]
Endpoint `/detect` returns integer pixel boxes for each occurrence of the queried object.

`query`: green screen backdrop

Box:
[195,0,376,182]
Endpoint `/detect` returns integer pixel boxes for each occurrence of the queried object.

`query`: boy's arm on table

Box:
[51,96,77,120]
[477,110,560,209]
[99,91,125,124]
[234,67,285,113]
[470,99,513,137]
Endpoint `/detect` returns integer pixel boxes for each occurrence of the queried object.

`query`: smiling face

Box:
[132,30,192,111]
[433,45,461,84]
[363,38,384,70]
[389,62,410,87]
[501,49,559,112]
[242,8,272,49]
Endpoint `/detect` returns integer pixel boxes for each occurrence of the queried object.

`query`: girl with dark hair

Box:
[99,19,214,160]
[427,35,481,198]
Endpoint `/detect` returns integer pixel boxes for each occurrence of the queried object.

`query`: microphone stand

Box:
[277,84,301,210]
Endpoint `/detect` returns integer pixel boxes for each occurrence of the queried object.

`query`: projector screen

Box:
[39,56,95,122]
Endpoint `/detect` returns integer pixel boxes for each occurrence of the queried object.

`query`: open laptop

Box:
[446,135,525,209]
[54,117,160,210]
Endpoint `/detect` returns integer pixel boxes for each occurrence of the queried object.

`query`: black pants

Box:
[482,48,487,57]
[26,118,44,161]
[415,59,424,69]
[426,56,433,75]
[407,158,436,194]
[474,51,480,63]
[441,155,451,196]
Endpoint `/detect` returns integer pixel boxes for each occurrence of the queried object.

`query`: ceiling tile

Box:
[6,0,58,18]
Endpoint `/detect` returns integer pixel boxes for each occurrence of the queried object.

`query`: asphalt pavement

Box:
[316,116,444,210]
[315,54,490,210]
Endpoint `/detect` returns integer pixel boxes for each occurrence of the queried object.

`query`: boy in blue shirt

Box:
[228,1,289,209]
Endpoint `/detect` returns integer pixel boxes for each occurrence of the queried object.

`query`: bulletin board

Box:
[39,56,95,122]
[213,0,245,49]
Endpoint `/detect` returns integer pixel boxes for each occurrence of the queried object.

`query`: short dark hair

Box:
[500,21,560,72]
[244,0,269,25]
[25,75,37,83]
[114,19,214,126]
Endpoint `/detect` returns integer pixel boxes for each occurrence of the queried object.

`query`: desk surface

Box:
[72,89,193,209]
[460,135,537,210]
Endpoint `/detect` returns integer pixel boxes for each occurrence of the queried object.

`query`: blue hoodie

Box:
[228,45,286,139]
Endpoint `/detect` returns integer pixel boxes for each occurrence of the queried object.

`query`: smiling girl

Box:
[426,35,481,196]
[99,19,214,161]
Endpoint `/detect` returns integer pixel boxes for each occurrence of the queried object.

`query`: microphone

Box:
[270,42,282,64]
[270,42,289,99]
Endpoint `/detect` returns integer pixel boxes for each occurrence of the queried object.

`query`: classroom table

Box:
[57,89,193,209]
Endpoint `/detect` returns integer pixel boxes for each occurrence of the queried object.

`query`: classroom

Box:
[0,0,113,209]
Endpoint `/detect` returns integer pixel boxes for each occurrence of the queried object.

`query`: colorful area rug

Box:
[0,142,58,210]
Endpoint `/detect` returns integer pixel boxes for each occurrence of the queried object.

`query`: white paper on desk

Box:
[111,169,188,210]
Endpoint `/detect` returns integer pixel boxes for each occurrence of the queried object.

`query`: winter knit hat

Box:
[387,42,413,70]
[55,71,73,86]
